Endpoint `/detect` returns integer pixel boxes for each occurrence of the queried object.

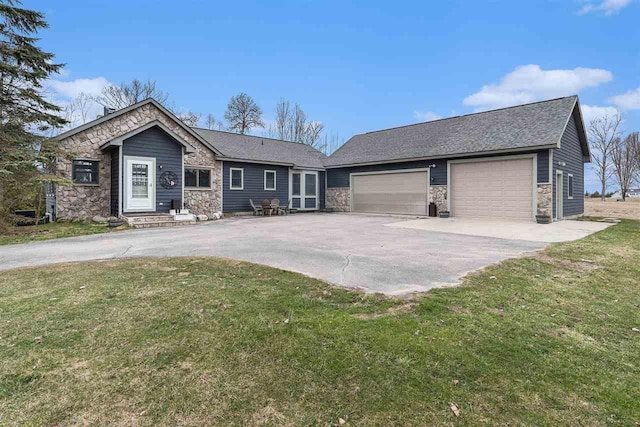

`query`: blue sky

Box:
[32,0,640,191]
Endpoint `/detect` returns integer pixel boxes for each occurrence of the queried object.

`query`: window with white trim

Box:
[264,170,276,190]
[185,167,211,188]
[230,168,244,190]
[568,174,574,199]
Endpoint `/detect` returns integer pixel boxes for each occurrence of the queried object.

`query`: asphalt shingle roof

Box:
[325,96,580,167]
[193,128,327,169]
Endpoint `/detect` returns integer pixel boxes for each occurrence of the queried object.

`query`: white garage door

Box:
[352,171,428,215]
[450,158,534,221]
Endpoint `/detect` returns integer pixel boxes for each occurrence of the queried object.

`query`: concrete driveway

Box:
[385,216,611,243]
[0,214,607,294]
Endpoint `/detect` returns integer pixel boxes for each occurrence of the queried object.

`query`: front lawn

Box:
[1,221,639,426]
[0,221,126,246]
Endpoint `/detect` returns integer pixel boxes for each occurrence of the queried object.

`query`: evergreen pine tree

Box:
[0,0,67,227]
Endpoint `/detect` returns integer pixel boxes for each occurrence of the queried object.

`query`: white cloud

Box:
[463,64,613,110]
[581,104,620,125]
[53,68,70,78]
[579,0,631,15]
[47,76,110,99]
[413,110,442,122]
[44,76,113,130]
[609,87,640,110]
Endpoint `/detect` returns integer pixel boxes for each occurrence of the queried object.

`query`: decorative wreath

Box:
[159,171,178,189]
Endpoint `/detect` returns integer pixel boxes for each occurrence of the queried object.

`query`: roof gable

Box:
[564,98,591,161]
[99,120,196,153]
[53,98,221,155]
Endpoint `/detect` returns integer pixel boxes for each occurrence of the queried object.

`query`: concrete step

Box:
[131,220,197,229]
[125,215,172,224]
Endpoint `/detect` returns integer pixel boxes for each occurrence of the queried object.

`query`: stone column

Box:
[326,187,350,212]
[429,185,448,213]
[537,183,552,219]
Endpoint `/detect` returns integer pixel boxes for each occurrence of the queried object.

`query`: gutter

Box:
[217,156,326,170]
[323,144,558,169]
[216,157,294,167]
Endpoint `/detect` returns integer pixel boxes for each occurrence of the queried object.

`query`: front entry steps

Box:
[124,211,197,229]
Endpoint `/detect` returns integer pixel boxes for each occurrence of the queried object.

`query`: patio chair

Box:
[278,199,291,215]
[249,199,263,216]
[270,199,280,215]
[261,199,273,216]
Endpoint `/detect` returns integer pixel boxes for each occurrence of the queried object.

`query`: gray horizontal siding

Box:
[319,171,326,209]
[223,161,289,212]
[122,126,182,213]
[327,150,549,188]
[110,148,119,216]
[327,159,447,188]
[553,112,585,217]
[537,149,550,184]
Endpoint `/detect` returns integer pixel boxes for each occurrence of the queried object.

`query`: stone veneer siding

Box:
[326,187,350,212]
[184,164,223,217]
[55,152,111,220]
[55,102,221,220]
[537,183,552,218]
[429,185,447,214]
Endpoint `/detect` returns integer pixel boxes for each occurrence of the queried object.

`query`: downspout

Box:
[220,160,224,213]
[181,148,185,210]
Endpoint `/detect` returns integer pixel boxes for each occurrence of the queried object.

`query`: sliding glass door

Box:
[291,171,318,210]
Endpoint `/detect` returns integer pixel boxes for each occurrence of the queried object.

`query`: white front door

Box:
[291,171,318,210]
[124,156,155,212]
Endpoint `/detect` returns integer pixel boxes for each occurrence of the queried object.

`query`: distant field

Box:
[584,197,640,220]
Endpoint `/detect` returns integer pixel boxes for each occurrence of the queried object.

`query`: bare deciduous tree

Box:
[611,132,639,200]
[274,99,291,140]
[270,99,325,150]
[301,120,325,150]
[588,113,622,201]
[95,79,169,110]
[204,113,223,130]
[320,132,346,155]
[224,92,264,134]
[61,93,95,130]
[176,111,201,127]
[291,104,307,143]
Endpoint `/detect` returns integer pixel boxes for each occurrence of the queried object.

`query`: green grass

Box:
[0,221,127,246]
[1,221,639,426]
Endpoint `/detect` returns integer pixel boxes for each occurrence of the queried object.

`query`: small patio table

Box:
[261,200,273,216]
[270,199,280,216]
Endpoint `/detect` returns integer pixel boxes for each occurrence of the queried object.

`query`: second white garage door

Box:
[450,158,534,221]
[352,171,428,215]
